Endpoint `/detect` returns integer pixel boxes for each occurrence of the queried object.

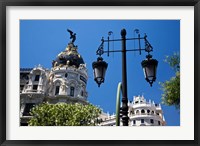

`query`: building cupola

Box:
[47,29,88,104]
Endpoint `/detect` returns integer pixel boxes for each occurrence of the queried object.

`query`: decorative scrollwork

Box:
[96,38,104,56]
[108,31,113,36]
[144,34,153,53]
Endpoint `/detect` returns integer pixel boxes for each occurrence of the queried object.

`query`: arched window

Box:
[147,109,150,114]
[141,109,145,114]
[136,110,139,115]
[152,111,154,114]
[70,87,75,97]
[65,73,68,78]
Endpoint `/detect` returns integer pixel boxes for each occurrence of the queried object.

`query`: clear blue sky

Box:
[20,20,180,126]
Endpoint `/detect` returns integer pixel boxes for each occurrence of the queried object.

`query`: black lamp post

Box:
[92,28,158,126]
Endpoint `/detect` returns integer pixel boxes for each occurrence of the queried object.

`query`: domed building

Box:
[47,42,88,104]
[20,37,88,125]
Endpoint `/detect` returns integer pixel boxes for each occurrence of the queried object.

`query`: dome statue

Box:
[52,43,84,68]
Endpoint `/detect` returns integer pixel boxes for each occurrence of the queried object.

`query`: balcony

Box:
[131,102,161,109]
[129,113,163,121]
[21,89,45,94]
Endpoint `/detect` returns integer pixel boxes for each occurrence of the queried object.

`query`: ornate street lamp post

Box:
[92,28,158,126]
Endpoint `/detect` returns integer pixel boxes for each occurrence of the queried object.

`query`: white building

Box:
[20,42,88,125]
[99,95,166,126]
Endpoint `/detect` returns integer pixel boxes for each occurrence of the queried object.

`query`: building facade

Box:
[99,95,166,126]
[20,42,88,125]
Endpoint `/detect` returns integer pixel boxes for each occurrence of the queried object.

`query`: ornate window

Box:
[141,109,145,114]
[147,109,150,114]
[70,87,75,97]
[33,85,38,91]
[34,75,40,81]
[136,110,139,115]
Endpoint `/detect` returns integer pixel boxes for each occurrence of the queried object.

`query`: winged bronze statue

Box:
[67,29,76,43]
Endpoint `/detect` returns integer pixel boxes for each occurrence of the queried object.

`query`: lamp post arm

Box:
[96,34,153,57]
[103,49,146,53]
[116,82,122,126]
[103,37,145,42]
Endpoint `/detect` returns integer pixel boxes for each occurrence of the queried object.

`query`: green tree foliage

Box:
[160,53,180,109]
[28,103,102,126]
[164,53,180,72]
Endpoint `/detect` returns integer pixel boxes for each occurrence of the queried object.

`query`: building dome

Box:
[52,43,84,68]
[49,42,88,103]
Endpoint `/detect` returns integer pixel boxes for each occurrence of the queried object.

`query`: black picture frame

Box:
[0,0,199,146]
